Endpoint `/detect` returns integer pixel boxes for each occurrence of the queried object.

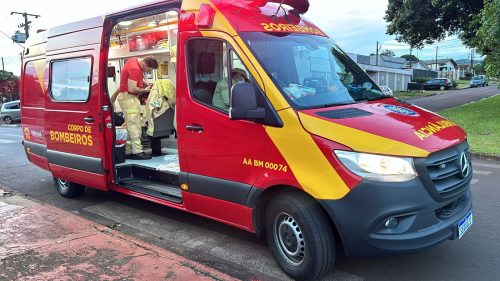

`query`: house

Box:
[348,54,412,91]
[404,60,430,70]
[422,59,460,80]
[456,63,474,79]
[404,60,438,79]
[423,59,457,72]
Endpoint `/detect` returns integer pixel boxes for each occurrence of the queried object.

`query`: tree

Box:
[0,70,20,102]
[401,54,418,62]
[380,49,395,57]
[472,0,499,78]
[474,61,486,75]
[385,0,484,48]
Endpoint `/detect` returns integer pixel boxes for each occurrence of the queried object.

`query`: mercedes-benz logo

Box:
[459,152,470,178]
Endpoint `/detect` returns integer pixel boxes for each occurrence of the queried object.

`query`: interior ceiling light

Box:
[148,21,157,27]
[166,11,178,17]
[118,21,133,26]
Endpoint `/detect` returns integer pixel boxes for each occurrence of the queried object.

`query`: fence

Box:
[413,69,438,79]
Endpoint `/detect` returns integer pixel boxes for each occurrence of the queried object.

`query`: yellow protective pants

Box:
[117,93,143,154]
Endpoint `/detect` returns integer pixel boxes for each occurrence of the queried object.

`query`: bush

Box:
[451,80,458,88]
[412,77,431,83]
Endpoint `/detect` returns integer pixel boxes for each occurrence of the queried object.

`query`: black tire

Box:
[3,116,13,124]
[439,85,446,91]
[53,177,85,198]
[265,192,336,281]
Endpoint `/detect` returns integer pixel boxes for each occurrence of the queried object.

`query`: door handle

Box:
[84,117,95,124]
[186,124,203,133]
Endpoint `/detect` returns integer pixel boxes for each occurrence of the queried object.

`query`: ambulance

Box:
[20,0,474,279]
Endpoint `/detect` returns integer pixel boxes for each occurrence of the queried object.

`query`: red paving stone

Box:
[0,195,240,281]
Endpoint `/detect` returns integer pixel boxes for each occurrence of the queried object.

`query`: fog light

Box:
[384,217,399,229]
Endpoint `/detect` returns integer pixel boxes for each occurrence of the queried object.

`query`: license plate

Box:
[458,211,473,239]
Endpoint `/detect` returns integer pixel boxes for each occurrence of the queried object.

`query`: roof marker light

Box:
[253,0,310,14]
[197,4,215,28]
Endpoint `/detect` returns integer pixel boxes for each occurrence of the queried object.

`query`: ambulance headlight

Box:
[334,151,417,182]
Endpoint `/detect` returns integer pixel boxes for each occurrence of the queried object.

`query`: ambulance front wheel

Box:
[54,177,85,198]
[265,192,336,281]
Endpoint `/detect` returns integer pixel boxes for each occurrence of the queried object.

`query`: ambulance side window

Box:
[50,57,92,102]
[187,39,228,111]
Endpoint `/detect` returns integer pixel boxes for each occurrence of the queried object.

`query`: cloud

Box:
[0,0,474,74]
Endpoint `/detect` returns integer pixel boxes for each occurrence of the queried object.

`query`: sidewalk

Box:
[0,190,239,281]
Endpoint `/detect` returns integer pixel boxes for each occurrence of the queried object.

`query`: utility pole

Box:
[435,46,439,71]
[470,48,474,76]
[1,57,4,71]
[409,47,413,69]
[10,11,40,40]
[376,41,379,66]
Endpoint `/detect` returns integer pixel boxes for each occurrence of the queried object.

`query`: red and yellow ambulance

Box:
[20,0,473,279]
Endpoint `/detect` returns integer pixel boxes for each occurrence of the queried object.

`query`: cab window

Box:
[186,39,251,113]
[50,57,92,102]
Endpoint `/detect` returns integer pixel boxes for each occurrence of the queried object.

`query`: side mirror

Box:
[230,82,265,120]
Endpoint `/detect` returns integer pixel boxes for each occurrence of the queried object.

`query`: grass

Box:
[394,90,443,100]
[438,95,500,156]
[454,80,471,89]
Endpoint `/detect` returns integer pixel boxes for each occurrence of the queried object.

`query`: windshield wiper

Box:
[307,101,356,109]
[361,95,393,102]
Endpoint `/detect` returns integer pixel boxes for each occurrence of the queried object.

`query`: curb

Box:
[472,153,500,162]
[0,124,21,128]
[0,195,239,281]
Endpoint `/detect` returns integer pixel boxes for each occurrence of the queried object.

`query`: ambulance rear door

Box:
[43,17,108,190]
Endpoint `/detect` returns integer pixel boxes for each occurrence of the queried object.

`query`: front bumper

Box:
[319,177,472,257]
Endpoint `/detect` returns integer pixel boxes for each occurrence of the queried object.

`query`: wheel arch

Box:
[249,185,343,248]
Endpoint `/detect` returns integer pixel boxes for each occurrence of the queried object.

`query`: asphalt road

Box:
[1,124,500,281]
[408,85,499,112]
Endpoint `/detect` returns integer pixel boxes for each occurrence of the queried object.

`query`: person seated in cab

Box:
[212,68,248,111]
[117,56,159,160]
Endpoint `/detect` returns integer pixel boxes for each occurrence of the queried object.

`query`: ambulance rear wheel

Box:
[265,192,336,281]
[54,177,85,198]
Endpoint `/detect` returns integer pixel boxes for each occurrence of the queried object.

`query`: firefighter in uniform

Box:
[117,56,159,160]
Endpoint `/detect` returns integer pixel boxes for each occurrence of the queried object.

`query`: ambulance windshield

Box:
[241,32,387,109]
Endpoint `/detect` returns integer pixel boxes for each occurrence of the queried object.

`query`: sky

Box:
[0,0,476,75]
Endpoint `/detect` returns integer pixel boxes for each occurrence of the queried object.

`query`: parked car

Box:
[380,85,394,96]
[423,78,453,91]
[0,100,21,124]
[470,75,489,87]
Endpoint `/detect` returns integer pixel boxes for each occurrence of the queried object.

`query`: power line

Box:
[3,57,21,65]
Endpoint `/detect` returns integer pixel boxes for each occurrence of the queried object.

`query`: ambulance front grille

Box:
[424,141,472,198]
